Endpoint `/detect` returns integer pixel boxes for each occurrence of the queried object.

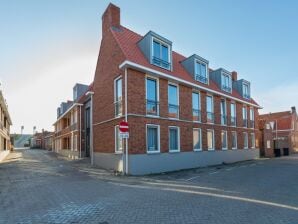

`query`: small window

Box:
[220,99,227,125]
[192,92,201,122]
[206,95,214,123]
[152,39,170,69]
[169,127,180,152]
[195,60,208,84]
[207,129,214,150]
[251,133,255,148]
[243,83,250,99]
[115,126,123,153]
[147,125,160,153]
[221,73,232,92]
[221,131,228,150]
[242,106,247,127]
[230,103,236,126]
[232,131,237,149]
[168,84,179,119]
[146,77,159,116]
[267,140,271,149]
[193,128,202,151]
[243,132,248,149]
[114,78,122,117]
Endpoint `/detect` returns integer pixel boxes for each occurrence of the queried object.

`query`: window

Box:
[152,39,170,69]
[242,106,247,127]
[114,78,122,116]
[192,92,201,122]
[146,77,159,116]
[250,108,255,128]
[251,133,255,148]
[168,84,179,118]
[266,140,271,149]
[195,60,208,84]
[73,135,77,151]
[169,127,180,152]
[243,132,248,149]
[232,131,237,149]
[193,128,202,151]
[206,95,214,123]
[147,125,160,153]
[221,131,227,150]
[115,126,123,153]
[207,129,214,150]
[221,73,232,92]
[230,103,236,126]
[243,83,250,99]
[220,99,227,125]
[266,123,270,129]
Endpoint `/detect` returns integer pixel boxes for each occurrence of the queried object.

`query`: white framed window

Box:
[193,128,202,151]
[266,123,270,129]
[250,108,255,128]
[242,106,247,127]
[194,60,208,84]
[169,126,180,152]
[146,124,160,153]
[207,129,214,151]
[114,77,122,117]
[232,131,237,150]
[192,92,201,122]
[115,126,123,153]
[220,99,227,125]
[230,103,236,126]
[243,83,250,99]
[146,76,159,116]
[251,133,255,148]
[168,83,179,119]
[73,135,78,151]
[152,38,171,70]
[221,73,232,93]
[267,140,271,149]
[243,132,248,149]
[206,95,214,123]
[221,131,228,150]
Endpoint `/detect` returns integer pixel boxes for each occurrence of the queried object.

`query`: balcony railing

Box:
[230,116,236,126]
[243,94,250,99]
[115,100,122,117]
[152,56,171,69]
[249,120,255,128]
[207,112,214,123]
[243,119,248,127]
[195,74,208,84]
[222,85,232,92]
[168,104,179,119]
[146,99,159,116]
[192,109,201,122]
[221,115,227,125]
[70,123,78,131]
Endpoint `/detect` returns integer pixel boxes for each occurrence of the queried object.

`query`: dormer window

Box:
[243,83,250,99]
[221,72,232,93]
[152,39,170,69]
[195,60,208,84]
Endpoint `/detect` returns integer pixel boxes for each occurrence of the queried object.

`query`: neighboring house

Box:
[53,83,93,159]
[258,107,298,157]
[0,86,12,162]
[43,132,54,150]
[31,130,55,149]
[30,132,43,148]
[91,4,261,175]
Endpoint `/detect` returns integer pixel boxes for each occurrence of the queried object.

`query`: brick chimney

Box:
[291,106,296,114]
[102,3,120,37]
[231,71,238,81]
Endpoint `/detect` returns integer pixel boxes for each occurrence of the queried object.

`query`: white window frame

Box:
[220,98,227,125]
[221,72,232,93]
[151,37,171,70]
[230,102,236,127]
[243,106,247,127]
[206,94,214,124]
[242,82,250,99]
[168,82,179,119]
[145,75,160,117]
[168,126,180,152]
[146,124,160,154]
[115,125,123,154]
[194,59,209,84]
[193,128,202,152]
[207,129,215,151]
[251,133,256,149]
[243,132,248,149]
[192,91,201,122]
[250,107,255,129]
[231,131,237,150]
[221,130,228,150]
[114,76,122,117]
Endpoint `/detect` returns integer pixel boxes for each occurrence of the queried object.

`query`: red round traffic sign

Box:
[119,121,129,132]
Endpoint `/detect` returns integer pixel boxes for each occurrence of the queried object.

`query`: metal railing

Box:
[249,120,255,128]
[221,115,227,125]
[243,94,250,99]
[243,119,248,127]
[192,109,201,122]
[146,99,159,116]
[195,74,208,84]
[222,85,232,92]
[207,112,214,123]
[230,116,236,126]
[115,100,122,116]
[152,56,171,69]
[168,104,179,118]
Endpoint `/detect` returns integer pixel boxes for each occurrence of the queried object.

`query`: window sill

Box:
[147,151,160,154]
[222,148,228,150]
[194,149,202,152]
[115,151,123,154]
[169,150,180,153]
[208,148,215,151]
[146,114,160,118]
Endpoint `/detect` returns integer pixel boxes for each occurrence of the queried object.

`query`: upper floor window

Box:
[206,95,214,123]
[168,84,179,119]
[221,73,232,93]
[243,83,250,99]
[242,106,247,127]
[195,60,208,84]
[114,78,122,117]
[220,99,227,125]
[250,108,255,128]
[152,39,170,69]
[192,92,201,122]
[146,77,159,116]
[230,103,236,126]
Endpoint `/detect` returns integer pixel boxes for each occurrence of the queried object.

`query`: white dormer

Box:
[221,71,232,93]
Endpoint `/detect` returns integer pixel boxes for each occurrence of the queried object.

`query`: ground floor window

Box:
[147,124,160,153]
[207,129,214,150]
[73,135,78,151]
[193,128,202,151]
[169,126,180,152]
[221,131,227,150]
[243,132,248,149]
[251,133,255,148]
[232,131,237,149]
[115,126,123,153]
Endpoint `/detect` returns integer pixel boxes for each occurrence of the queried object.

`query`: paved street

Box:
[1,149,298,224]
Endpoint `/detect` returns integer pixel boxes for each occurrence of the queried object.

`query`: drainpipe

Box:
[125,68,128,175]
[79,105,82,158]
[86,91,94,165]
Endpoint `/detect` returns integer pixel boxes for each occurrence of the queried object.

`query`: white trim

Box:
[114,76,123,117]
[145,75,160,116]
[193,128,202,152]
[207,129,215,151]
[221,130,228,150]
[168,126,180,152]
[168,82,179,119]
[231,131,237,150]
[146,124,160,154]
[119,60,262,109]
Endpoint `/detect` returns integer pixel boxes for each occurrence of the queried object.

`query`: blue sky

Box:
[1,0,298,133]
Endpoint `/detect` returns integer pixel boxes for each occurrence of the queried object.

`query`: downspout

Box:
[79,105,82,158]
[90,93,94,165]
[125,67,128,175]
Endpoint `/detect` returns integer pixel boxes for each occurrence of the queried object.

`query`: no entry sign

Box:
[119,121,129,133]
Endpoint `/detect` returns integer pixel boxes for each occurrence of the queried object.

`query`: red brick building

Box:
[258,107,298,157]
[91,4,261,175]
